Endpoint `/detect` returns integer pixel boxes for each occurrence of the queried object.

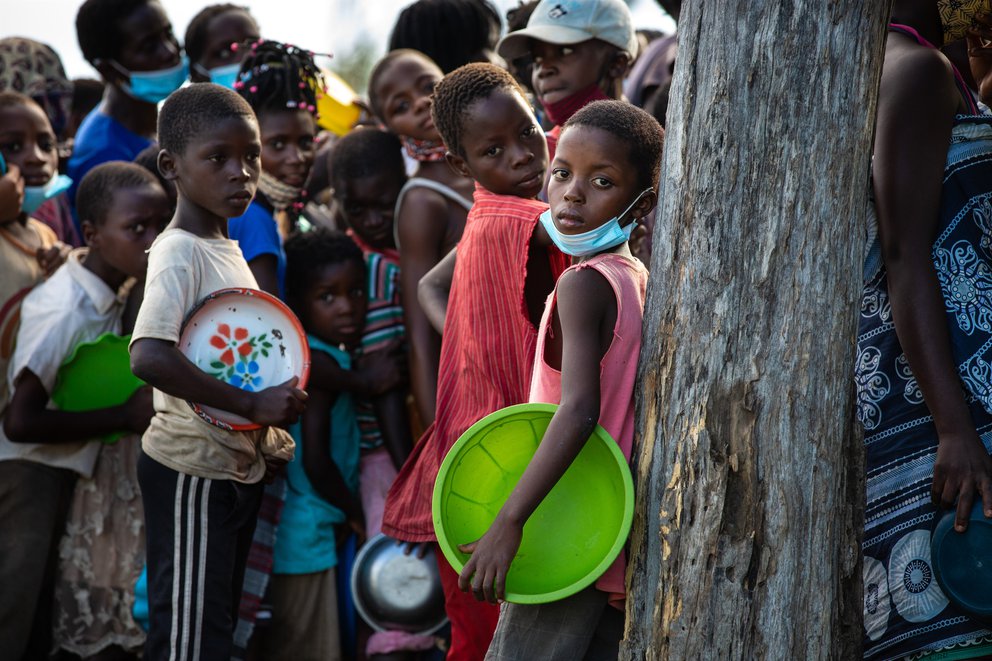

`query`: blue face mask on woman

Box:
[539,189,652,257]
[193,62,241,89]
[22,173,73,215]
[111,56,189,103]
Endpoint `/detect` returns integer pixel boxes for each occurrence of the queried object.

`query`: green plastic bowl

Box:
[50,333,144,444]
[432,403,634,604]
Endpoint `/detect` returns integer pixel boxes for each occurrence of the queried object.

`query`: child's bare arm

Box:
[307,345,405,397]
[4,369,153,443]
[301,386,364,539]
[398,190,448,426]
[246,254,280,298]
[457,268,613,603]
[418,247,456,334]
[130,337,307,427]
[372,387,414,470]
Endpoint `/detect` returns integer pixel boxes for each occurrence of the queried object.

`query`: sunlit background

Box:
[3,0,675,92]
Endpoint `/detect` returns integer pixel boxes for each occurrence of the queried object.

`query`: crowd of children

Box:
[0,0,667,658]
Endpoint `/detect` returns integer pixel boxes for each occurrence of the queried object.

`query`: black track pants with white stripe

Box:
[138,450,263,661]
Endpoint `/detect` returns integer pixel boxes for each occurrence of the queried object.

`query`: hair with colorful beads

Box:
[234,38,324,117]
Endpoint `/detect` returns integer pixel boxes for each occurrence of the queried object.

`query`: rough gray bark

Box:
[622,2,890,658]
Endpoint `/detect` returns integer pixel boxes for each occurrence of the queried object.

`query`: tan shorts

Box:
[259,568,340,661]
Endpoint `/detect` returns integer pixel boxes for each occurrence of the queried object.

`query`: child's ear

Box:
[608,50,633,82]
[445,151,472,179]
[157,149,178,182]
[80,219,98,248]
[632,189,658,222]
[92,58,126,88]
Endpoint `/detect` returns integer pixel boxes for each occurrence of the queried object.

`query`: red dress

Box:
[382,184,568,541]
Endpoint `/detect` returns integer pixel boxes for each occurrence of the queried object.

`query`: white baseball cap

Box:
[496,0,637,61]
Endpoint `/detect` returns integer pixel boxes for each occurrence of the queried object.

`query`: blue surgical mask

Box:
[194,62,241,89]
[112,56,189,103]
[539,189,652,257]
[22,174,72,215]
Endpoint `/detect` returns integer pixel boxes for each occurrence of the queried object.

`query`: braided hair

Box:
[234,39,324,116]
[430,62,525,157]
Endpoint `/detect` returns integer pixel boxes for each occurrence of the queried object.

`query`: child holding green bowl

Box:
[457,100,663,660]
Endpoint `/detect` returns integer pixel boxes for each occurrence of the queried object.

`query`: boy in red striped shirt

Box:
[382,63,568,660]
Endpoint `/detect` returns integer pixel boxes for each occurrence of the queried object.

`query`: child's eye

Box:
[321,292,335,303]
[246,152,260,162]
[521,125,537,138]
[299,136,315,151]
[560,46,574,57]
[350,288,365,299]
[208,154,225,163]
[393,100,409,115]
[0,141,22,154]
[39,139,56,153]
[131,222,147,234]
[270,139,286,150]
[592,176,613,188]
[485,145,502,157]
[551,168,569,181]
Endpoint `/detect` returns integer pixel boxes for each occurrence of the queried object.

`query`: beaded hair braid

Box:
[234,39,325,116]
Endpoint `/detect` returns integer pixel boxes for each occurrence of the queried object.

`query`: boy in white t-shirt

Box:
[128,84,306,661]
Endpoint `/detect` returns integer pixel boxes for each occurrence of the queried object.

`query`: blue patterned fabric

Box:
[857,116,992,660]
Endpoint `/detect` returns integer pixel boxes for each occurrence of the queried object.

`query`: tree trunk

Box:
[622,2,890,658]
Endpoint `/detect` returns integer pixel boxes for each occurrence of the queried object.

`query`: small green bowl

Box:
[50,333,144,444]
[432,403,634,604]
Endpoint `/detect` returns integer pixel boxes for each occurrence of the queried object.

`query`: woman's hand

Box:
[456,514,523,604]
[933,431,992,532]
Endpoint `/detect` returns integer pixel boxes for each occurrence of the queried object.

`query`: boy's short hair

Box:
[158,83,256,155]
[284,228,366,308]
[0,90,41,113]
[430,62,527,157]
[328,128,405,192]
[77,161,162,226]
[562,100,664,192]
[496,0,636,61]
[184,4,256,65]
[76,0,149,65]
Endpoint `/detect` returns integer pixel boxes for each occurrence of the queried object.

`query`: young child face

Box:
[301,260,368,349]
[165,115,261,219]
[191,9,259,80]
[114,0,181,74]
[85,183,170,279]
[450,88,548,199]
[334,171,404,251]
[0,102,58,195]
[547,124,642,236]
[259,109,316,187]
[530,39,617,107]
[373,54,444,141]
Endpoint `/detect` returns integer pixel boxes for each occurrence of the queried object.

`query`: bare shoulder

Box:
[881,35,957,104]
[557,266,614,316]
[398,186,450,219]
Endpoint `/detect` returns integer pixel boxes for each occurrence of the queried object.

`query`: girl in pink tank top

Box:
[457,100,664,660]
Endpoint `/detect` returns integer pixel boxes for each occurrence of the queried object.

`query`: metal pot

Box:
[350,533,448,635]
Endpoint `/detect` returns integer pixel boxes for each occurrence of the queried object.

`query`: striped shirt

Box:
[382,185,569,542]
[348,231,405,451]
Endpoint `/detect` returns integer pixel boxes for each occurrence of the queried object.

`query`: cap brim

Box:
[496,25,596,60]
